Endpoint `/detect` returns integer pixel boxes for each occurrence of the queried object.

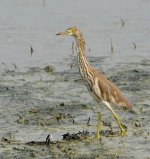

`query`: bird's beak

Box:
[56,30,69,36]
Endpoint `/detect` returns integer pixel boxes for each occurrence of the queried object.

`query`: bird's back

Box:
[89,66,133,109]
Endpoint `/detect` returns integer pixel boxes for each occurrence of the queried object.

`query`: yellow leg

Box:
[113,112,126,136]
[102,101,127,137]
[96,112,101,140]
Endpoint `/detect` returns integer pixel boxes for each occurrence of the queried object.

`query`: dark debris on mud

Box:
[62,130,90,140]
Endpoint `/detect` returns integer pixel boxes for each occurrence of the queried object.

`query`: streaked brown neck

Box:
[74,31,94,85]
[74,31,89,72]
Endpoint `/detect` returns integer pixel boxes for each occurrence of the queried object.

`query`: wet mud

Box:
[0,57,149,159]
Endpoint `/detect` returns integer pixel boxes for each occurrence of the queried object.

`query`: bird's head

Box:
[56,27,78,37]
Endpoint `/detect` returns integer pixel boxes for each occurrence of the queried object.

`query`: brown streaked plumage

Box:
[90,67,133,109]
[57,27,133,139]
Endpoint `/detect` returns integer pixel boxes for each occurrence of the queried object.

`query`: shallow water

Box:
[0,0,150,158]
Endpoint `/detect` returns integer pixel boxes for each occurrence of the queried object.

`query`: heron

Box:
[56,27,133,139]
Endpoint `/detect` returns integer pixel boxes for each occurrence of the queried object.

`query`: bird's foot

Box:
[95,112,101,140]
[96,132,101,140]
[120,130,127,136]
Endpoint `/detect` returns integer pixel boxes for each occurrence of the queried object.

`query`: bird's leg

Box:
[102,101,126,136]
[96,112,101,140]
[113,112,126,136]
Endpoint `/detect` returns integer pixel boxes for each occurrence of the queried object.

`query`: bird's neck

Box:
[74,33,93,80]
[75,33,89,70]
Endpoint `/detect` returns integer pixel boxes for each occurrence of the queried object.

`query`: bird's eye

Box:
[67,29,71,32]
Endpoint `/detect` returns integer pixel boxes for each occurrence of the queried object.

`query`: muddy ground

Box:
[0,56,149,159]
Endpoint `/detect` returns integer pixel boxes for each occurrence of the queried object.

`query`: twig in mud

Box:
[72,41,75,54]
[43,0,46,7]
[12,63,17,70]
[133,42,137,50]
[140,107,143,112]
[87,117,91,126]
[72,119,75,124]
[30,46,33,56]
[110,38,114,53]
[46,134,53,145]
[135,122,141,127]
[17,114,23,119]
[69,41,75,69]
[70,63,73,69]
[71,41,78,54]
[120,18,125,28]
[70,41,78,69]
[2,63,9,72]
[56,116,60,122]
[70,59,77,69]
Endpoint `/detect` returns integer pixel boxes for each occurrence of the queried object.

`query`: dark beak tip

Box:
[56,33,60,36]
